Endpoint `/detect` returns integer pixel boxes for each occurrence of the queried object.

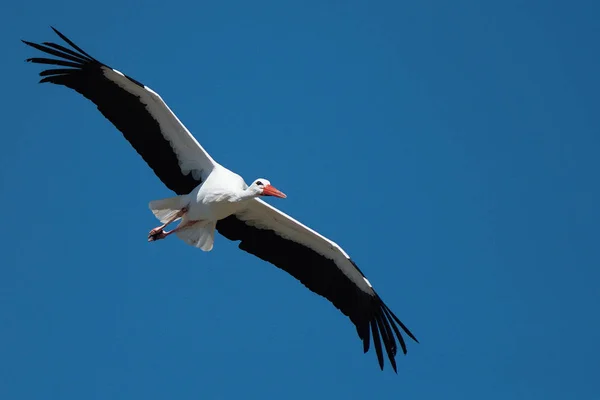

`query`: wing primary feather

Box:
[382,303,419,343]
[50,26,99,62]
[42,42,93,62]
[370,319,384,370]
[375,311,398,373]
[39,68,78,77]
[378,310,397,357]
[382,305,408,354]
[25,57,82,68]
[21,40,85,64]
[39,74,70,84]
[361,322,370,353]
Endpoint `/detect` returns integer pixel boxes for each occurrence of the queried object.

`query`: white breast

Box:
[186,166,248,221]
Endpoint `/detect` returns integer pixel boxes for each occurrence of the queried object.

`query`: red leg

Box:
[148,217,202,242]
[148,208,187,242]
[162,220,203,238]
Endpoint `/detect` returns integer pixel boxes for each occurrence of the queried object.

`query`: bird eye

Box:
[256,180,263,186]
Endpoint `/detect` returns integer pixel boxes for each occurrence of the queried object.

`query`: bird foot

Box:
[148,227,167,242]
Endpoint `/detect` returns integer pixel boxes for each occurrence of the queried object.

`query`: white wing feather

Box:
[103,67,218,182]
[235,198,373,292]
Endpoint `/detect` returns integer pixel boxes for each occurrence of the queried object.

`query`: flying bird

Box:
[22,27,418,372]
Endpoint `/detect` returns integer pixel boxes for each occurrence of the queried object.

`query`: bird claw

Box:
[148,227,166,242]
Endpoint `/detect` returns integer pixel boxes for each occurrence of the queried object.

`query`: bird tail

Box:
[176,220,216,252]
[149,195,189,223]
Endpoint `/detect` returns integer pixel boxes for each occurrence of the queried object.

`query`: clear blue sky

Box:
[2,0,599,398]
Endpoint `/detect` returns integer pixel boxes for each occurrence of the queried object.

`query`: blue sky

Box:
[2,0,599,398]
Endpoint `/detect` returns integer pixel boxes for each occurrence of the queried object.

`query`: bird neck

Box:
[234,187,260,202]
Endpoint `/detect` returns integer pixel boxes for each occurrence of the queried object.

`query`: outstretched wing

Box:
[217,198,418,372]
[23,27,217,194]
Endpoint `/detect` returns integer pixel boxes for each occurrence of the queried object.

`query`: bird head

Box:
[250,179,287,198]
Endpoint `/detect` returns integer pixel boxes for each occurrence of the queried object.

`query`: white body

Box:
[186,166,248,221]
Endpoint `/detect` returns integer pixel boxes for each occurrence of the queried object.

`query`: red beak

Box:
[262,184,287,198]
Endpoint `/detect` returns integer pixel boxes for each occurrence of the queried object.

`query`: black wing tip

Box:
[22,27,100,85]
[22,26,96,61]
[359,295,419,373]
[381,301,419,344]
[21,41,39,61]
[23,26,146,90]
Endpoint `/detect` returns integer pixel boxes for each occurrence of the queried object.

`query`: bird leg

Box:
[154,220,203,240]
[148,208,187,242]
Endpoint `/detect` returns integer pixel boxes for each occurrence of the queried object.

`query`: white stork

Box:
[22,27,418,372]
